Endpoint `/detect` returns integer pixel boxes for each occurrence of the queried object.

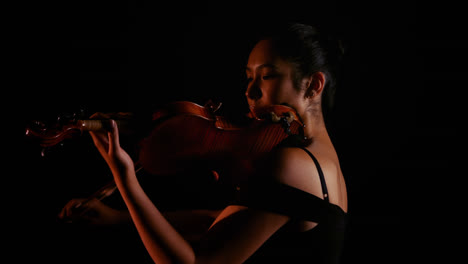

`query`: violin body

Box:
[138,101,305,177]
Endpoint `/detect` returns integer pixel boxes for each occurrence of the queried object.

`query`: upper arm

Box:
[194,205,290,264]
[163,209,222,243]
[192,149,312,263]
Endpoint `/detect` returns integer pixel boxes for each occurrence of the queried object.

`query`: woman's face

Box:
[245,39,305,111]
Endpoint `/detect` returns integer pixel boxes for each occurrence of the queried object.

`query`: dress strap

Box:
[298,147,329,202]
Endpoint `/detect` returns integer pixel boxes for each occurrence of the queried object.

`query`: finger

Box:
[107,120,120,154]
[58,199,84,220]
[89,112,100,119]
[89,112,111,119]
[58,207,65,219]
[62,201,77,218]
[58,201,73,219]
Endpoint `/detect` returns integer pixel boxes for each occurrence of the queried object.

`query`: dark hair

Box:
[255,22,344,120]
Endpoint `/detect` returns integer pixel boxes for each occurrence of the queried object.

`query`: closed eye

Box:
[262,74,278,80]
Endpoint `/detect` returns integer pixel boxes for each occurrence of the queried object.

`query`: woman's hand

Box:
[58,198,131,226]
[89,119,134,179]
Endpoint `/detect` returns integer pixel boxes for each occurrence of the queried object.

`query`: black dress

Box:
[233,138,348,264]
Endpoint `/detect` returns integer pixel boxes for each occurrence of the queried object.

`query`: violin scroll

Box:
[25,112,132,149]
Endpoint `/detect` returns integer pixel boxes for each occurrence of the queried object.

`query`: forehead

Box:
[246,39,283,70]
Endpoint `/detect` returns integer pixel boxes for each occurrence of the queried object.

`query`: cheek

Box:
[269,80,296,103]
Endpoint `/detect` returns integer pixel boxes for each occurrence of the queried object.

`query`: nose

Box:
[245,79,262,101]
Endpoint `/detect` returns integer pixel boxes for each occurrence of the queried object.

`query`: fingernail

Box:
[74,202,82,209]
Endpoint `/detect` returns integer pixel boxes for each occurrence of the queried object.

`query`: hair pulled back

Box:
[256,22,344,119]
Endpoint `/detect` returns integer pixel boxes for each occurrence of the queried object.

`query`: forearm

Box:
[90,121,196,263]
[115,169,195,264]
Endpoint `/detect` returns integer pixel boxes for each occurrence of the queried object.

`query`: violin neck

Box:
[78,119,132,133]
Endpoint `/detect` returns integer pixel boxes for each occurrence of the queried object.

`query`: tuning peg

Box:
[35,120,45,127]
[33,120,46,130]
[76,107,87,119]
[57,113,71,124]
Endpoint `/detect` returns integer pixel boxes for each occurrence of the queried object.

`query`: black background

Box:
[14,1,464,263]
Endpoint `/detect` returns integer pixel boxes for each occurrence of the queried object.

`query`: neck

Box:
[301,108,330,144]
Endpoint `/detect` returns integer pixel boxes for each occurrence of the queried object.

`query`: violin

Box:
[25,100,307,205]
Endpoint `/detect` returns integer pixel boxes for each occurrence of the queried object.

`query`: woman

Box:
[60,22,348,263]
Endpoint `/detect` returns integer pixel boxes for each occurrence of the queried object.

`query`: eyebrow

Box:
[245,63,278,72]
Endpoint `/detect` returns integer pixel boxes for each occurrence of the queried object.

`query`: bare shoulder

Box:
[267,147,314,178]
[267,147,340,201]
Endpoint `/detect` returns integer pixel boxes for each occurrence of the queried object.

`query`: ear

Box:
[304,72,326,98]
